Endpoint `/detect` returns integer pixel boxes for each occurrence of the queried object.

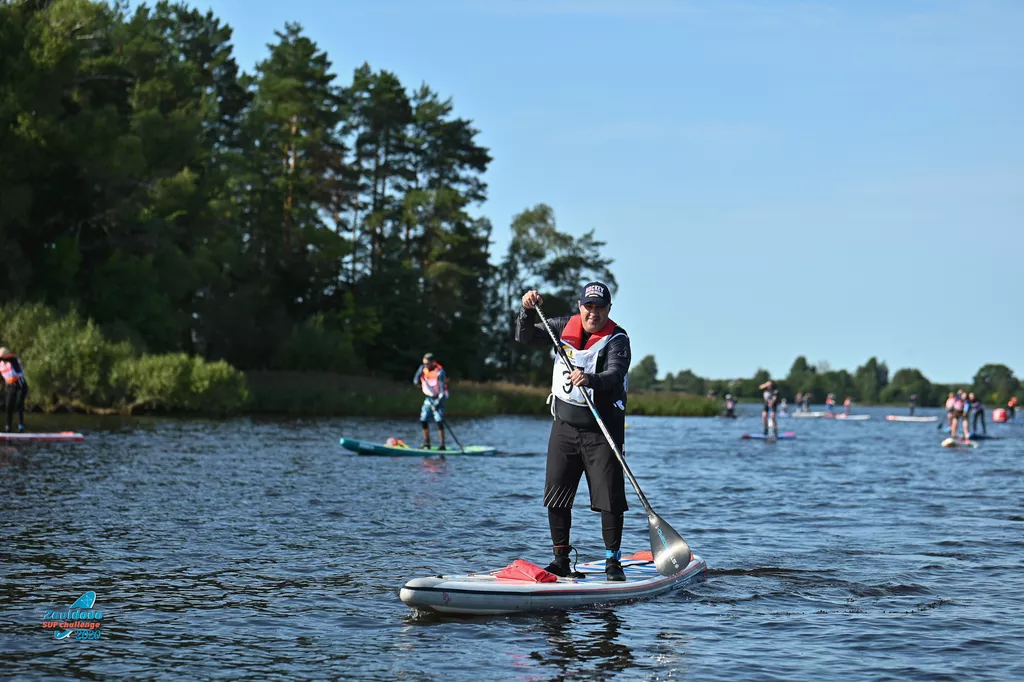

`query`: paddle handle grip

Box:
[534,305,653,514]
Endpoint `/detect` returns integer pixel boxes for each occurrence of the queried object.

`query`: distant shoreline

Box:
[245,372,720,418]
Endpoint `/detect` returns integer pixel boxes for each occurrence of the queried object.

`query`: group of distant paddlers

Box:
[719,387,1020,442]
[720,388,869,421]
[942,389,1008,439]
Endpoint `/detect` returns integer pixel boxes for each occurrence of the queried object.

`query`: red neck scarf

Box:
[561,314,616,350]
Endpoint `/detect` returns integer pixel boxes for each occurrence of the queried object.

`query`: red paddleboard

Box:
[0,431,85,442]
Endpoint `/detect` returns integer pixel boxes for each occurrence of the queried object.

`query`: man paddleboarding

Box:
[959,390,972,440]
[909,393,917,416]
[759,380,780,438]
[515,283,631,581]
[412,353,448,450]
[0,347,28,433]
[969,392,986,436]
[950,391,968,441]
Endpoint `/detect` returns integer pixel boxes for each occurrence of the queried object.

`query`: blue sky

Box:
[189,0,1021,383]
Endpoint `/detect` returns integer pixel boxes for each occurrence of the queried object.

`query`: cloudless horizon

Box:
[179,0,1021,383]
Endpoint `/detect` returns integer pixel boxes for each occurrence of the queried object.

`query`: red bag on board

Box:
[494,559,559,583]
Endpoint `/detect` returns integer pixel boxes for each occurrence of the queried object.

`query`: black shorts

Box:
[543,418,628,514]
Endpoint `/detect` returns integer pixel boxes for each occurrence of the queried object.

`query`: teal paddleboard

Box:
[339,437,498,457]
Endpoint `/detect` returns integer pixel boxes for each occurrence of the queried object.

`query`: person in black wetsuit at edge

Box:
[0,347,28,433]
[515,282,631,581]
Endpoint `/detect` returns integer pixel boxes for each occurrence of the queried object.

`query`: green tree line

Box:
[629,355,1023,407]
[9,1,1013,416]
[0,0,612,393]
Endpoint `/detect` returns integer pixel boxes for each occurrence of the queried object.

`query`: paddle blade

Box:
[648,511,692,576]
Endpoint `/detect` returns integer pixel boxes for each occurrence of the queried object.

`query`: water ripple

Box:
[1,408,1023,680]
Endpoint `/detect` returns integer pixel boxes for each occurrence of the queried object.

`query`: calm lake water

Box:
[2,406,1022,680]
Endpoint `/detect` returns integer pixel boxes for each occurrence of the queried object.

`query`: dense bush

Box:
[0,303,248,414]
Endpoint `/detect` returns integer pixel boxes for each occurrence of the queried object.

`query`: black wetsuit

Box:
[762,389,780,434]
[909,396,917,416]
[971,400,986,435]
[2,355,28,431]
[515,308,631,552]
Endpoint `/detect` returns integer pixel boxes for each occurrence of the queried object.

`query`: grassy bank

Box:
[245,372,547,416]
[628,392,721,417]
[1,303,249,415]
[245,372,719,417]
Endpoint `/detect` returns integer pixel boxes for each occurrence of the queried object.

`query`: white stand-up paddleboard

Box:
[0,431,85,442]
[791,412,827,418]
[832,414,870,421]
[886,415,938,423]
[400,550,706,615]
[941,438,979,449]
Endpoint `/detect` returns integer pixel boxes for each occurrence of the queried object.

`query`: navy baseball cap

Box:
[579,282,611,307]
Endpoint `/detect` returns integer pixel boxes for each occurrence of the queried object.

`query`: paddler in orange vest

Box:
[0,347,28,433]
[413,353,448,450]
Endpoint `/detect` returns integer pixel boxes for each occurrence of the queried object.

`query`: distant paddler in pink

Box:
[949,391,968,441]
[724,393,737,419]
[958,390,972,440]
[944,392,956,431]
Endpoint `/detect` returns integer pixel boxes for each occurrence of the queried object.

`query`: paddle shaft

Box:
[429,398,465,452]
[534,305,654,515]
